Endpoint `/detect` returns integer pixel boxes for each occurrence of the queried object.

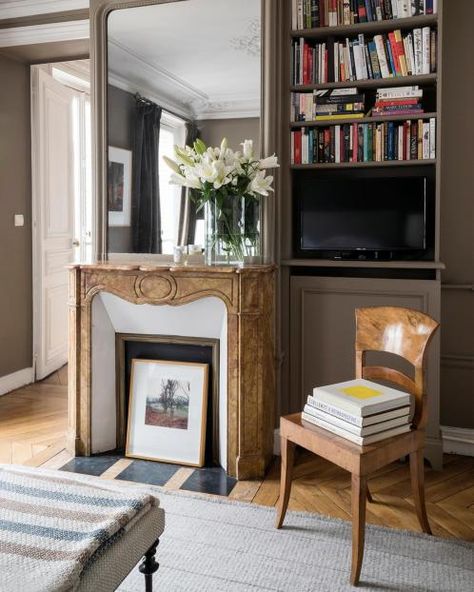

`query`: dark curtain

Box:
[178,122,200,246]
[132,95,162,253]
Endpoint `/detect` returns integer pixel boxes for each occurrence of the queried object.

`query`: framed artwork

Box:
[126,359,209,466]
[108,146,132,226]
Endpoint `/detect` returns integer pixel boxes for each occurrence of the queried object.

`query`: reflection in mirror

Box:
[107,0,261,255]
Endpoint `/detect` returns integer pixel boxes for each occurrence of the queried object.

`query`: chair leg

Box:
[275,437,296,529]
[139,538,160,592]
[366,485,374,503]
[350,474,367,586]
[409,449,432,535]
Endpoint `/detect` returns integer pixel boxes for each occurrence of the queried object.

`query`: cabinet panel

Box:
[290,276,441,466]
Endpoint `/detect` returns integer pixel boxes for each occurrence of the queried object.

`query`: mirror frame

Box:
[91,0,281,262]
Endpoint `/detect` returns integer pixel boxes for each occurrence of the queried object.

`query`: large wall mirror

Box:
[103,0,265,257]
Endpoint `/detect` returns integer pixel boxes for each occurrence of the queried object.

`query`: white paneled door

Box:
[32,68,77,379]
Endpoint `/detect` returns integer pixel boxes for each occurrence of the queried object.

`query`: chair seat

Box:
[281,413,424,475]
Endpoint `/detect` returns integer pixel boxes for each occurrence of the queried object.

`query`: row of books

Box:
[292,0,437,30]
[301,379,412,446]
[291,85,425,121]
[292,28,436,85]
[290,118,436,164]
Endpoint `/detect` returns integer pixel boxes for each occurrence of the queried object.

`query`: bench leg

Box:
[139,538,160,592]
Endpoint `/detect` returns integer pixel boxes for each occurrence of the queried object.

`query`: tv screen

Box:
[298,176,427,255]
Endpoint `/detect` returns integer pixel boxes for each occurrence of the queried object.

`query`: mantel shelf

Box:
[291,14,438,40]
[290,74,437,92]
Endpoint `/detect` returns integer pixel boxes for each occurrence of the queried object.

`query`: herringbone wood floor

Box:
[0,366,473,541]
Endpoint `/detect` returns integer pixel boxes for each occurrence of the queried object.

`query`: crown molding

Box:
[108,73,194,121]
[0,1,89,20]
[108,37,260,120]
[0,19,89,47]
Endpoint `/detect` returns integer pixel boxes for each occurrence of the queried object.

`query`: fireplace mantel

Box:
[67,262,276,479]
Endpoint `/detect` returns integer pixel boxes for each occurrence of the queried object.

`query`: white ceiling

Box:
[108,0,261,120]
[0,1,88,19]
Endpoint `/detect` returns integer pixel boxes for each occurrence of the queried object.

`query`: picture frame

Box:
[108,146,132,226]
[126,359,209,467]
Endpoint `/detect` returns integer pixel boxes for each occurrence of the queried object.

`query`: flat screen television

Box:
[295,173,434,261]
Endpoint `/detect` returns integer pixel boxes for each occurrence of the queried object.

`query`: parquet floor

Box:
[0,366,473,542]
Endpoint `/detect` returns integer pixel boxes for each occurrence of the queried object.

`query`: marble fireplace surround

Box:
[67,262,276,480]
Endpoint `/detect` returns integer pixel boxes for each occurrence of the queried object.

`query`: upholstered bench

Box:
[0,465,165,592]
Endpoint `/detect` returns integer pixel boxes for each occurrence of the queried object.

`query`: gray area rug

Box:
[117,489,474,592]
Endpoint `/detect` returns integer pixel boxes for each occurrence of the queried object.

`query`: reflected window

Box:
[158,113,185,254]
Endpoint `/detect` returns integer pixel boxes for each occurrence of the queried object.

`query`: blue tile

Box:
[60,454,123,477]
[116,459,179,486]
[180,466,236,496]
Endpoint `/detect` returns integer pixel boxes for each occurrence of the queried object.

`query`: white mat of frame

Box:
[118,489,474,592]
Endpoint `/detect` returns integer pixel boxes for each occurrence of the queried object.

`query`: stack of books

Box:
[292,0,438,30]
[291,28,436,85]
[302,378,413,445]
[371,85,424,116]
[291,88,365,122]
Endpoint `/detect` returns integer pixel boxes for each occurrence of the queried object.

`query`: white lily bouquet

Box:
[163,138,279,264]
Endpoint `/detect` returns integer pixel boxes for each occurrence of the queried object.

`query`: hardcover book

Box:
[312,378,411,416]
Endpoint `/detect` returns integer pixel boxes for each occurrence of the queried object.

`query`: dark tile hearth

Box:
[115,459,179,486]
[59,453,237,496]
[180,466,237,496]
[60,453,123,476]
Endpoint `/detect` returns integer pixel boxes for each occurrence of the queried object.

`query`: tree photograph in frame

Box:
[108,146,132,226]
[126,359,209,466]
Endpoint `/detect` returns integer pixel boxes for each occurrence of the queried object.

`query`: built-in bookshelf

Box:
[287,0,442,262]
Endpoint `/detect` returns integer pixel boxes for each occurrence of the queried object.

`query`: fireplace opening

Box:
[115,333,220,467]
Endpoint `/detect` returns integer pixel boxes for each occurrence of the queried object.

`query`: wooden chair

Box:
[275,306,439,586]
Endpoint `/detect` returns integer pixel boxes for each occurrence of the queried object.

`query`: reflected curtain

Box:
[178,122,200,246]
[132,95,162,253]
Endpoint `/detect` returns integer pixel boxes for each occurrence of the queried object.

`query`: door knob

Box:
[72,239,80,247]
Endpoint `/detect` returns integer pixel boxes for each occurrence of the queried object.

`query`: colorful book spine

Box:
[290,118,435,164]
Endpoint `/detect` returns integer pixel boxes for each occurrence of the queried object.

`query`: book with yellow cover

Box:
[312,379,411,417]
[314,113,365,121]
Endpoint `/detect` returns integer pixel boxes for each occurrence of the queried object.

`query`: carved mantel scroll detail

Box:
[68,263,276,480]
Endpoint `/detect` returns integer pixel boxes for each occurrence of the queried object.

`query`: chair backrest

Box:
[355,306,439,429]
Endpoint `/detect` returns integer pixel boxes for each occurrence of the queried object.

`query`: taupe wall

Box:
[439,0,474,429]
[107,84,134,253]
[198,118,260,155]
[0,54,32,377]
[0,8,90,381]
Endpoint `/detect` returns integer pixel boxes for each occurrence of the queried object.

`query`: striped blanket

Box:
[0,465,159,592]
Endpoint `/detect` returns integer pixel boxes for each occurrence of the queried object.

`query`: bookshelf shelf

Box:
[291,74,437,92]
[291,14,438,40]
[290,112,437,127]
[281,259,445,270]
[291,160,436,170]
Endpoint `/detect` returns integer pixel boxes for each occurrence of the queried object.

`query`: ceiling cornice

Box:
[0,1,89,20]
[0,19,89,47]
[108,37,260,120]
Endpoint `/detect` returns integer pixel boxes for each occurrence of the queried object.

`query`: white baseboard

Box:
[0,367,34,397]
[441,426,474,457]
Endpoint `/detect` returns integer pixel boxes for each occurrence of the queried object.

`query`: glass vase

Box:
[205,195,261,266]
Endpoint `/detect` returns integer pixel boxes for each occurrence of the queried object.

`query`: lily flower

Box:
[162,155,181,175]
[259,154,279,169]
